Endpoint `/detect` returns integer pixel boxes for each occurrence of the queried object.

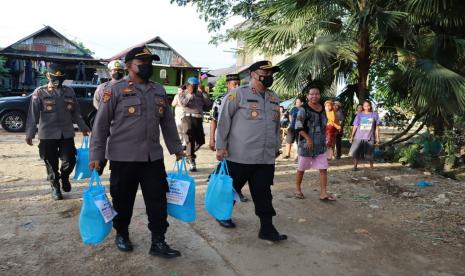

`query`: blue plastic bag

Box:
[73,136,92,180]
[79,170,112,245]
[166,158,196,222]
[205,160,234,220]
[416,180,433,188]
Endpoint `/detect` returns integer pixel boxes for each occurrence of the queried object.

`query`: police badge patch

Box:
[102,91,112,103]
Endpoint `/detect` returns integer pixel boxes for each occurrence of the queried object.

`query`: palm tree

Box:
[173,0,465,134]
[376,0,465,135]
[228,0,408,101]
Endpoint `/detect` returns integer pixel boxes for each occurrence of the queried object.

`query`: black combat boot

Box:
[216,219,236,228]
[51,181,63,200]
[149,235,181,259]
[258,217,287,242]
[115,233,133,252]
[61,177,71,192]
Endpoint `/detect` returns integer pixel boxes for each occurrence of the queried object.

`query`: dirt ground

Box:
[0,125,464,276]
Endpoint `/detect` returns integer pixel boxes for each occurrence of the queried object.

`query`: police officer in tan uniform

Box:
[89,46,184,258]
[178,77,212,171]
[208,73,249,207]
[209,73,240,151]
[93,60,125,109]
[92,60,125,175]
[216,61,287,241]
[25,63,90,200]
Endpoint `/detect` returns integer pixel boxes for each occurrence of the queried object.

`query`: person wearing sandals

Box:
[283,96,304,160]
[294,86,335,201]
[348,100,380,171]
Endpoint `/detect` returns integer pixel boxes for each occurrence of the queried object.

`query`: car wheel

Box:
[1,111,26,132]
[87,111,96,129]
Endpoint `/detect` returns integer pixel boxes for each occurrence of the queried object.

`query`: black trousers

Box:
[226,161,276,219]
[38,138,76,184]
[335,133,343,158]
[182,116,205,160]
[109,159,169,238]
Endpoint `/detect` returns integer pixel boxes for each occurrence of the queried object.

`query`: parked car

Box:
[0,84,97,132]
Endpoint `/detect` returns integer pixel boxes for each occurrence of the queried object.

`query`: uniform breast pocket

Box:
[64,98,75,112]
[242,102,263,120]
[123,97,142,117]
[42,99,56,113]
[154,96,166,118]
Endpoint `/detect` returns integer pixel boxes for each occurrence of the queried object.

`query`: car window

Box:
[72,87,95,98]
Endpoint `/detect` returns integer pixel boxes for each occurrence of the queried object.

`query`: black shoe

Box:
[61,178,71,192]
[115,234,133,252]
[189,160,197,172]
[216,219,236,228]
[239,194,248,203]
[149,238,181,259]
[51,182,63,200]
[258,225,287,242]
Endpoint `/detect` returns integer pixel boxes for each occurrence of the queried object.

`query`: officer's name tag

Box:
[166,178,191,206]
[93,193,117,223]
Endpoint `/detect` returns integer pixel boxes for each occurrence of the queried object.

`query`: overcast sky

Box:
[0,0,239,70]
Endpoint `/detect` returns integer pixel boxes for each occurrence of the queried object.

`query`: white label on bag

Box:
[166,178,191,206]
[93,193,117,223]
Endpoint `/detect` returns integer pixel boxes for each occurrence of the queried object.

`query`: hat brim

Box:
[47,72,66,77]
[250,65,280,73]
[126,53,161,62]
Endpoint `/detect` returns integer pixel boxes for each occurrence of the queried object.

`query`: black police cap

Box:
[125,46,161,63]
[248,60,280,73]
[47,63,66,77]
[226,74,240,82]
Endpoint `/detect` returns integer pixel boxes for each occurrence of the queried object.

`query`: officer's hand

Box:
[216,149,229,161]
[209,139,216,151]
[175,151,186,161]
[89,160,100,170]
[82,130,90,136]
[25,138,33,146]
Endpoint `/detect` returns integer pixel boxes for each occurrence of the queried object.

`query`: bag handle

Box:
[81,136,89,149]
[88,169,102,187]
[172,158,189,176]
[217,159,230,176]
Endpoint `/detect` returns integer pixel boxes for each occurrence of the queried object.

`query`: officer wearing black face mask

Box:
[25,63,90,200]
[93,60,126,109]
[92,60,126,175]
[89,46,185,258]
[214,60,287,241]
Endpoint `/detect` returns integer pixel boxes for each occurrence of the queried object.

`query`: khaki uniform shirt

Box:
[216,85,281,164]
[178,90,212,114]
[89,77,182,162]
[26,84,90,140]
[93,80,117,109]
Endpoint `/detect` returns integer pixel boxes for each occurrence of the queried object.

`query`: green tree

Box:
[212,75,227,99]
[172,0,408,102]
[173,0,465,137]
[72,40,95,56]
[0,56,10,90]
